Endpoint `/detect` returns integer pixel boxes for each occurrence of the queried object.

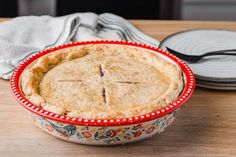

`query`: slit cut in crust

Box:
[99,64,105,77]
[102,88,106,104]
[116,81,140,84]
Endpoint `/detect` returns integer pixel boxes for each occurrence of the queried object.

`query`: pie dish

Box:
[11,41,195,145]
[21,43,183,119]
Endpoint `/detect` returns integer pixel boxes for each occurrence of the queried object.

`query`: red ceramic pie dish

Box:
[10,40,195,145]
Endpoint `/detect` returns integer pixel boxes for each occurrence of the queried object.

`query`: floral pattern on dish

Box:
[28,109,179,145]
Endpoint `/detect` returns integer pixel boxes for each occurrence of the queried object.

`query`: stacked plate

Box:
[159,29,236,90]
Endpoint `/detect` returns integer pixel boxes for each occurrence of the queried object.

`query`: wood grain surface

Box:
[0,18,236,157]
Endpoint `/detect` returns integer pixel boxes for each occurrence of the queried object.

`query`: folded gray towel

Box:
[0,13,159,79]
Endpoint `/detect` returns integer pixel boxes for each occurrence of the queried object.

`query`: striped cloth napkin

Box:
[0,13,159,79]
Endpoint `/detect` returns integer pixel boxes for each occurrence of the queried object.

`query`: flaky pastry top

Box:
[21,44,183,119]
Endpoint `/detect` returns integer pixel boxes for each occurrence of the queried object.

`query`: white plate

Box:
[196,79,236,90]
[159,29,236,83]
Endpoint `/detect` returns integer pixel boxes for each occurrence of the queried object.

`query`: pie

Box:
[21,44,183,119]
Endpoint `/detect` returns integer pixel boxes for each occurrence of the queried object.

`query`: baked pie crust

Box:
[21,44,183,119]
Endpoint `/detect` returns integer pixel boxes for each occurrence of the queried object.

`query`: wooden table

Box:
[1,18,236,157]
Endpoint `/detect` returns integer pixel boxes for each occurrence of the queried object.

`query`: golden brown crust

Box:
[21,44,183,119]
